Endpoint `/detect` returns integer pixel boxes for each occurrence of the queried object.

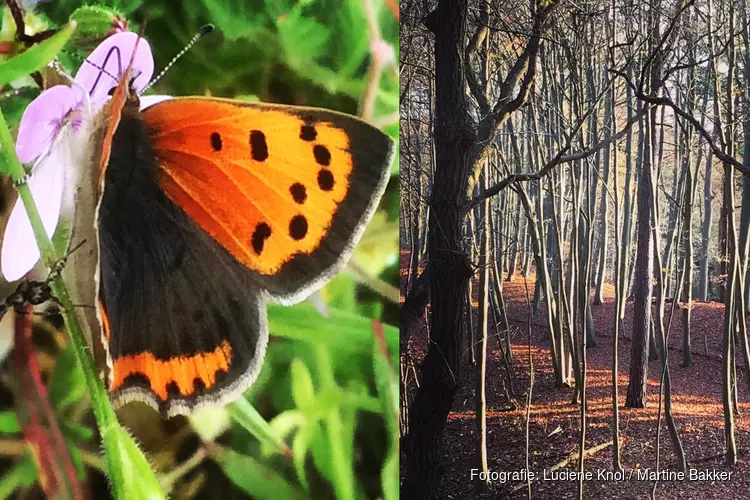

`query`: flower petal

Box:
[74,31,154,107]
[2,130,69,281]
[15,85,81,164]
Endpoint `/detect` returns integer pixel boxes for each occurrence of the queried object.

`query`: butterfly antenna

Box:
[46,239,88,283]
[47,60,94,114]
[82,58,121,86]
[140,24,214,94]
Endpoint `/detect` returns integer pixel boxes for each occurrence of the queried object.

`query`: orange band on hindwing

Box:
[110,341,233,400]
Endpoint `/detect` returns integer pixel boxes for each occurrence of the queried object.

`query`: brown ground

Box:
[402,249,750,499]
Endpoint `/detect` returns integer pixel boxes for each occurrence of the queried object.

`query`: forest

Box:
[400,0,750,498]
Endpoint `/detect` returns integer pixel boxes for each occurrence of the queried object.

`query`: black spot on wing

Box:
[300,125,317,141]
[211,132,222,151]
[251,223,272,254]
[318,170,334,191]
[290,183,307,204]
[313,144,330,166]
[289,215,308,240]
[250,130,268,161]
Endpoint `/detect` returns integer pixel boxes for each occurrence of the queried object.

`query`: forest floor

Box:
[401,250,750,499]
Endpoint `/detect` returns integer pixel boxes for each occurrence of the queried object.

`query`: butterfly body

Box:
[0,279,55,320]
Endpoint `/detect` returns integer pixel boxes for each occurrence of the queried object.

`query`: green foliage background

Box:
[0,1,398,499]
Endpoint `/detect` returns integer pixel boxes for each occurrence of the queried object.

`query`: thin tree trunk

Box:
[474,161,491,491]
[682,161,694,367]
[626,106,654,408]
[594,65,612,306]
[609,2,623,470]
[698,143,714,301]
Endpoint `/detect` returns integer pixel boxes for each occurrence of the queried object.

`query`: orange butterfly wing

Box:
[142,97,393,302]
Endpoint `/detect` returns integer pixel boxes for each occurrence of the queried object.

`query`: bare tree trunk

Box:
[698,143,714,301]
[466,280,475,365]
[620,73,639,318]
[721,170,739,467]
[518,183,562,382]
[593,84,611,306]
[736,0,750,387]
[577,127,594,500]
[706,0,738,465]
[651,149,687,473]
[682,160,695,367]
[550,170,575,387]
[680,17,700,367]
[474,161,491,491]
[626,106,654,408]
[609,2,623,470]
[493,257,515,365]
[466,209,476,365]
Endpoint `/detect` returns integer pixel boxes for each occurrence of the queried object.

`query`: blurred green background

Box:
[0,1,398,499]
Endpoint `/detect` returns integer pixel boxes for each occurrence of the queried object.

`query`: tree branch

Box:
[465,75,647,212]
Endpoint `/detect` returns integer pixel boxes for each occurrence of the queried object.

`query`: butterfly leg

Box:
[0,239,85,318]
[12,173,30,188]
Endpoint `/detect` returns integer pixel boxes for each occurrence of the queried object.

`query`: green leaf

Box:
[0,411,20,434]
[381,453,398,500]
[48,341,87,411]
[227,397,291,457]
[59,420,94,443]
[265,411,304,457]
[372,322,398,438]
[372,322,399,500]
[0,21,76,87]
[198,0,264,40]
[65,441,86,479]
[275,5,330,64]
[268,303,397,358]
[309,429,333,486]
[290,359,315,410]
[212,444,309,500]
[324,407,354,500]
[0,456,37,500]
[322,273,358,313]
[334,1,369,80]
[112,426,166,500]
[51,221,72,258]
[291,419,315,490]
[353,212,399,277]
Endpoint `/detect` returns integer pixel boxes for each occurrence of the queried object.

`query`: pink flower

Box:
[2,32,158,281]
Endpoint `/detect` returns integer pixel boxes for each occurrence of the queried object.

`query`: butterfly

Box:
[2,31,394,417]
